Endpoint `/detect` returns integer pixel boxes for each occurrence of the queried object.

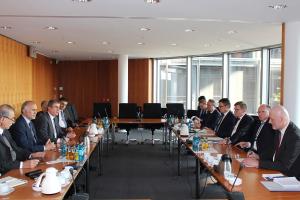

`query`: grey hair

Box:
[21,101,35,114]
[0,104,15,118]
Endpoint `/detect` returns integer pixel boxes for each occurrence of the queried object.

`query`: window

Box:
[269,48,281,106]
[191,56,223,109]
[229,51,261,113]
[158,58,187,108]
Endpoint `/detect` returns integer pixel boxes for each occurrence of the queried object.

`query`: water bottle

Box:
[222,154,232,180]
[60,139,67,157]
[192,135,200,152]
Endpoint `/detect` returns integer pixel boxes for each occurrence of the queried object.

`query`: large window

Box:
[191,56,223,109]
[158,58,187,108]
[269,48,281,106]
[229,51,261,113]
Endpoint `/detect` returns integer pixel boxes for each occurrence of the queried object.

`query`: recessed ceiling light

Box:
[170,43,177,46]
[140,27,151,31]
[45,26,58,30]
[145,0,160,4]
[268,4,287,10]
[235,44,241,48]
[102,41,110,45]
[66,41,75,44]
[227,30,237,35]
[137,42,145,45]
[0,26,12,30]
[185,29,195,32]
[204,44,211,47]
[31,41,41,44]
[72,0,92,2]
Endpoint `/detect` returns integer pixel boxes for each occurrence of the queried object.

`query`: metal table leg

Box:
[106,128,109,155]
[196,158,200,199]
[97,137,103,176]
[86,157,90,193]
[178,138,181,176]
[169,128,173,156]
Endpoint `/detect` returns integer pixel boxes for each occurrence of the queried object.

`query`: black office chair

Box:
[166,103,185,119]
[118,103,138,144]
[187,109,200,119]
[143,103,163,145]
[93,102,112,118]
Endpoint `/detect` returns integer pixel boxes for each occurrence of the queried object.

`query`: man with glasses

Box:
[236,104,275,160]
[10,101,56,152]
[35,100,76,145]
[206,98,236,138]
[0,104,44,175]
[243,105,300,178]
[202,99,221,130]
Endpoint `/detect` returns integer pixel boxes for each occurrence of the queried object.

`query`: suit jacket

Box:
[66,104,78,123]
[259,122,300,174]
[62,108,74,127]
[203,109,221,130]
[247,119,275,161]
[34,112,65,144]
[215,111,236,139]
[10,115,44,152]
[230,114,254,145]
[0,130,31,174]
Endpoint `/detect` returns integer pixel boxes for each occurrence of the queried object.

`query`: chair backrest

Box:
[161,107,167,118]
[143,103,162,118]
[93,103,112,118]
[119,103,138,119]
[187,109,199,118]
[166,103,184,118]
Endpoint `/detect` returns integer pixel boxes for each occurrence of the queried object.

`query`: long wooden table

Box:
[0,127,103,199]
[174,130,300,199]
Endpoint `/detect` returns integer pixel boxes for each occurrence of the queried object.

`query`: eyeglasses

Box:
[3,116,15,123]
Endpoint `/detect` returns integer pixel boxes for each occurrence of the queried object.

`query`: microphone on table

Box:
[227,163,245,200]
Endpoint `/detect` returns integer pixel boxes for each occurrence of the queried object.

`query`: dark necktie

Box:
[28,121,37,143]
[253,122,265,151]
[274,131,282,160]
[1,134,17,161]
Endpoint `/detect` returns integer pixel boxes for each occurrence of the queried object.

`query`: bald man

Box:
[243,105,300,176]
[10,101,55,152]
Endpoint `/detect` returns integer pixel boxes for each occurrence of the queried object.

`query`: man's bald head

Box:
[21,101,38,120]
[269,105,290,130]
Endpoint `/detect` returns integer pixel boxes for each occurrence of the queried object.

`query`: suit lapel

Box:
[46,114,55,139]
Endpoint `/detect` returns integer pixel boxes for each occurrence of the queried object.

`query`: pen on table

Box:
[266,175,286,181]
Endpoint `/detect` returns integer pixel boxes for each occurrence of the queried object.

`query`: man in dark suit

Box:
[59,97,77,128]
[35,99,76,144]
[197,96,207,122]
[0,104,43,175]
[202,99,221,130]
[10,101,55,153]
[221,101,253,145]
[35,100,48,120]
[236,104,275,161]
[206,98,236,138]
[243,105,300,177]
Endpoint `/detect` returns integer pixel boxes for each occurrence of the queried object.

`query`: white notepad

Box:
[0,176,27,187]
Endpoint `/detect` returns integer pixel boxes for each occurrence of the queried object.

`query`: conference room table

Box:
[0,126,103,200]
[173,129,300,200]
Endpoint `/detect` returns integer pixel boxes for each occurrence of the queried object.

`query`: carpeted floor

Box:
[88,129,227,200]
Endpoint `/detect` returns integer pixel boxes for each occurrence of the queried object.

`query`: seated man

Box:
[243,105,300,177]
[206,98,236,138]
[36,100,48,120]
[220,101,253,145]
[35,99,76,144]
[202,99,221,130]
[59,97,78,128]
[197,96,207,122]
[236,104,275,161]
[0,104,44,174]
[10,101,55,153]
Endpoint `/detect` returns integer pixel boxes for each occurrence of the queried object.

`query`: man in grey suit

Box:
[0,104,43,174]
[35,100,76,144]
[243,105,300,176]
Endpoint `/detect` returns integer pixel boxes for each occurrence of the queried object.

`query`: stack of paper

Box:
[0,176,27,187]
[273,177,300,188]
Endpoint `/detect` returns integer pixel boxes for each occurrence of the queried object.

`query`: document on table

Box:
[0,176,27,187]
[261,175,300,191]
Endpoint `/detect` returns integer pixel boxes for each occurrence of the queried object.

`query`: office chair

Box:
[118,103,138,144]
[93,102,112,118]
[187,109,200,119]
[166,103,185,119]
[143,103,163,145]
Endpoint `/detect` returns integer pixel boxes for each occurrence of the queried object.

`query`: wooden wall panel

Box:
[128,59,152,107]
[0,35,57,115]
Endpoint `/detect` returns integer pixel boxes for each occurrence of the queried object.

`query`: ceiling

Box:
[0,0,296,60]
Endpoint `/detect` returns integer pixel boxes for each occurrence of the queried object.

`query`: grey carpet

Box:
[89,129,227,200]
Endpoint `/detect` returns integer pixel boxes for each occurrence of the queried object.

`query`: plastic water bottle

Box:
[192,135,200,152]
